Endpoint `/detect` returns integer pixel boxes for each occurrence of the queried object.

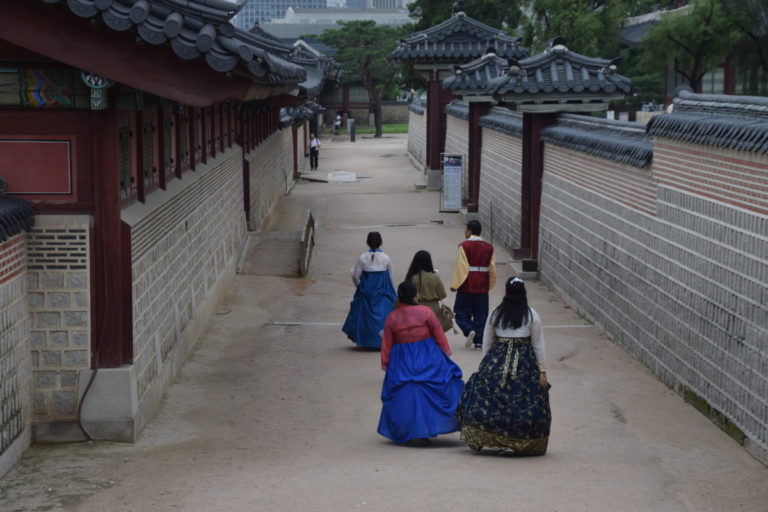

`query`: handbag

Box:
[438,302,457,333]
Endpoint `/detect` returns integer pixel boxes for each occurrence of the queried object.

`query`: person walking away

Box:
[455,277,551,455]
[333,112,343,135]
[378,281,464,444]
[450,220,496,349]
[309,133,320,170]
[342,232,397,349]
[405,250,449,327]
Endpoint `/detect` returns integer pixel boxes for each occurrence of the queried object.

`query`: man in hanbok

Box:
[450,220,496,349]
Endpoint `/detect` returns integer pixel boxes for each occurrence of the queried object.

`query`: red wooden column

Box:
[292,127,299,178]
[91,105,132,367]
[466,101,489,212]
[516,112,557,270]
[426,70,442,170]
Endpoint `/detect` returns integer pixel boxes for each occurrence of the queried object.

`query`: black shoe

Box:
[474,344,482,350]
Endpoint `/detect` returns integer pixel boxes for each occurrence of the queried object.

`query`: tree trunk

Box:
[373,101,383,138]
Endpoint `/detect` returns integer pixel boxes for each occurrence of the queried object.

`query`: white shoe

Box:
[465,330,476,348]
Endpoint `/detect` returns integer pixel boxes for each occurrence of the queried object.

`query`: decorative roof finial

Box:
[452,0,465,16]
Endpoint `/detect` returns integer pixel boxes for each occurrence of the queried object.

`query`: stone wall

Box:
[444,113,469,204]
[27,217,90,424]
[537,118,768,463]
[478,126,524,249]
[0,233,32,476]
[124,147,247,433]
[407,105,426,170]
[246,129,295,232]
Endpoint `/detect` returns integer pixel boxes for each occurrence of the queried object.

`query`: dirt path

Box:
[1,135,766,512]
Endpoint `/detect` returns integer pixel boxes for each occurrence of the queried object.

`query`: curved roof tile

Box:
[390,12,528,64]
[647,90,768,154]
[443,52,509,93]
[541,114,652,168]
[478,106,523,137]
[490,44,631,98]
[42,0,315,86]
[0,193,35,242]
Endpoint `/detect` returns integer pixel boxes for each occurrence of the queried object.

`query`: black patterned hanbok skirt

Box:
[455,336,551,455]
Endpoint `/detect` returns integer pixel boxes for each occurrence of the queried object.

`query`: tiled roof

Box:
[488,39,631,101]
[408,99,425,115]
[279,102,324,127]
[444,100,469,120]
[478,107,523,137]
[41,0,327,86]
[0,189,35,241]
[647,90,768,154]
[389,12,528,64]
[541,114,652,168]
[443,52,509,93]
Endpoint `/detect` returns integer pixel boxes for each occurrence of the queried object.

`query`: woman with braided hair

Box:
[456,276,552,455]
[377,281,463,444]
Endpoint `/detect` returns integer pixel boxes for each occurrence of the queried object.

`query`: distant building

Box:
[262,6,409,38]
[234,0,327,27]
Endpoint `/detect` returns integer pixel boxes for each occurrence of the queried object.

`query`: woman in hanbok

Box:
[342,232,397,349]
[405,250,448,322]
[378,281,464,444]
[456,277,551,455]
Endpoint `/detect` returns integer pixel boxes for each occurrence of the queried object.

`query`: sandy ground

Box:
[1,134,766,512]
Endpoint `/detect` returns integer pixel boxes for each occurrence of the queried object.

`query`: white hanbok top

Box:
[482,308,546,368]
[350,250,395,287]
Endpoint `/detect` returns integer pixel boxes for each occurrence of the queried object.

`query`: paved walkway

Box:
[1,134,766,512]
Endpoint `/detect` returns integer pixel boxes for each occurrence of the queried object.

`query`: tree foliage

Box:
[318,20,406,137]
[639,0,745,90]
[407,0,523,33]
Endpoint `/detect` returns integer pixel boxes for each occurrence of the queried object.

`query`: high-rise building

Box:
[234,0,327,28]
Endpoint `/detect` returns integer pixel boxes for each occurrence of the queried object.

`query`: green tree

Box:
[521,0,658,56]
[318,20,405,137]
[407,0,523,33]
[639,0,745,91]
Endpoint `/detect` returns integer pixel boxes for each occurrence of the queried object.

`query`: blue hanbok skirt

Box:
[378,337,464,443]
[342,270,396,349]
[456,337,551,455]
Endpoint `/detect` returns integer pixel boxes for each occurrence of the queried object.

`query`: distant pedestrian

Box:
[405,250,452,331]
[450,220,496,349]
[309,133,320,170]
[333,112,342,135]
[378,281,464,444]
[456,277,551,455]
[342,232,397,349]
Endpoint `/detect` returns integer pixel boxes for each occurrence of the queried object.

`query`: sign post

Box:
[440,154,463,212]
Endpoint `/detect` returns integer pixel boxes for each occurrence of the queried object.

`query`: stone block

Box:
[59,371,77,388]
[71,330,88,347]
[28,293,44,308]
[35,312,60,328]
[41,273,64,289]
[33,391,48,415]
[48,293,71,308]
[50,331,68,347]
[34,371,58,388]
[63,311,87,327]
[63,350,88,367]
[52,391,75,416]
[42,350,62,367]
[30,331,46,348]
[66,273,88,289]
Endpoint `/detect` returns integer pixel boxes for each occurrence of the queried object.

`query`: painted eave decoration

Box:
[647,90,768,155]
[40,0,324,88]
[541,114,653,168]
[389,9,529,64]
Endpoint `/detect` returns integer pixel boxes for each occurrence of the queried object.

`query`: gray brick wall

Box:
[444,115,469,203]
[0,233,32,469]
[26,217,90,421]
[478,128,523,250]
[538,142,768,463]
[407,110,426,168]
[247,129,295,232]
[130,148,247,402]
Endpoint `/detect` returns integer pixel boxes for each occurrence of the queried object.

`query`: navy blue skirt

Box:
[378,337,464,443]
[342,270,396,349]
[456,339,551,454]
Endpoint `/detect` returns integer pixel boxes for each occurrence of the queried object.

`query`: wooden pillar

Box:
[466,102,489,212]
[426,71,442,170]
[516,112,557,269]
[91,106,132,367]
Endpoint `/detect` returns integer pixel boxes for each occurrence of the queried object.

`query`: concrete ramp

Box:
[240,231,301,277]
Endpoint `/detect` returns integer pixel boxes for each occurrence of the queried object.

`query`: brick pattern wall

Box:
[247,130,293,232]
[0,233,31,459]
[538,141,768,462]
[131,149,247,401]
[407,110,426,168]
[478,128,523,250]
[444,115,469,203]
[545,146,656,215]
[26,218,90,421]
